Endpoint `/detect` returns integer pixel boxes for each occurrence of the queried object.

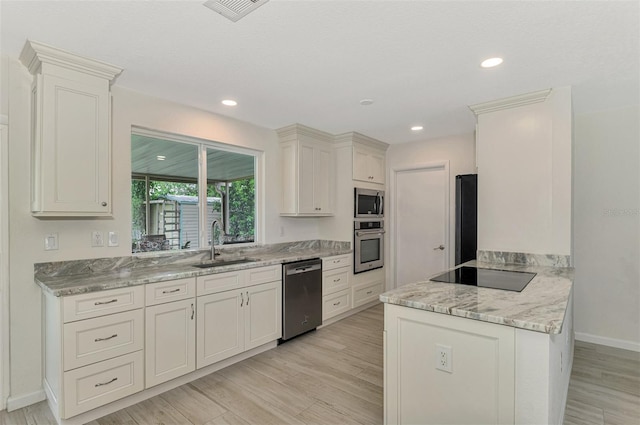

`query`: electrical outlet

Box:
[91,231,104,247]
[436,344,452,373]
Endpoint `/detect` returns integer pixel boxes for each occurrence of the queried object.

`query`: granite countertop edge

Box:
[37,248,352,297]
[379,260,574,335]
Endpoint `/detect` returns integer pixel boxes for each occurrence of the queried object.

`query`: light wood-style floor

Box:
[1,304,639,425]
[563,340,640,425]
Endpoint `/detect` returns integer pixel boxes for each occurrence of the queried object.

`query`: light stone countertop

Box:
[35,240,351,297]
[379,260,574,334]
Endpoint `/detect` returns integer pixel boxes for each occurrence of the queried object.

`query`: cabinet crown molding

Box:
[334,132,389,151]
[19,40,123,82]
[468,89,552,116]
[276,124,334,143]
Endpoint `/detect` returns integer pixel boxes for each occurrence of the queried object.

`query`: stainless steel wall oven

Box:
[354,220,384,273]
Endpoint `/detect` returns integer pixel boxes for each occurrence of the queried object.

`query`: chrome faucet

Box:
[210,219,221,261]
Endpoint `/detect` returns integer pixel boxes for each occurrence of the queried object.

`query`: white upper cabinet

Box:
[335,132,388,186]
[278,124,335,216]
[353,144,386,185]
[19,40,122,217]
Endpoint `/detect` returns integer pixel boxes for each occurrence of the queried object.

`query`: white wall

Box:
[573,104,640,350]
[4,57,322,406]
[386,133,476,268]
[476,87,573,256]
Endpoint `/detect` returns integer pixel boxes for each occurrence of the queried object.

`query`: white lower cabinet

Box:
[384,303,515,425]
[43,264,285,422]
[63,351,144,419]
[322,254,352,321]
[145,298,196,388]
[352,280,384,308]
[322,289,351,320]
[197,281,281,368]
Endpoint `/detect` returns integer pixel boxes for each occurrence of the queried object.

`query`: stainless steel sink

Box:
[192,258,257,269]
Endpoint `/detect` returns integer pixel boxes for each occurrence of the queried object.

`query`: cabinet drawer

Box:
[352,280,384,308]
[63,309,143,371]
[62,350,143,419]
[322,254,351,271]
[197,270,245,296]
[146,277,196,306]
[322,267,350,295]
[323,289,351,321]
[63,286,145,323]
[246,265,282,286]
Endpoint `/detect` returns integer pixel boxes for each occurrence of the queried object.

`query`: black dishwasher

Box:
[281,258,322,341]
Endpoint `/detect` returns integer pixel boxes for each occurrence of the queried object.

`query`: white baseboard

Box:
[575,332,640,352]
[6,389,46,412]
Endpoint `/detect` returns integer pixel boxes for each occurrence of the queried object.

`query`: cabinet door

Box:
[197,290,244,368]
[369,151,386,184]
[244,281,282,350]
[145,298,195,388]
[298,142,316,214]
[37,73,111,214]
[352,147,371,183]
[313,145,332,214]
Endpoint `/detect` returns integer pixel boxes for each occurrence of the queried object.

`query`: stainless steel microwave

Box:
[354,188,384,218]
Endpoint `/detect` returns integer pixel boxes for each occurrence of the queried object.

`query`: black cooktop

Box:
[430,266,536,292]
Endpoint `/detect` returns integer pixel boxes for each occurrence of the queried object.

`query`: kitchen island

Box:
[380,260,574,425]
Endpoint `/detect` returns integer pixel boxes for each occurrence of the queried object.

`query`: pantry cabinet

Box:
[278,124,334,216]
[19,40,122,216]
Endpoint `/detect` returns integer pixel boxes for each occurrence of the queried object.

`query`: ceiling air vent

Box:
[203,0,269,22]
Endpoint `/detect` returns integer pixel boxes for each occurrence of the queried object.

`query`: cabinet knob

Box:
[101,202,107,207]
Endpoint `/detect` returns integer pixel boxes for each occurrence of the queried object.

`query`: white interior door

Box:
[394,164,448,287]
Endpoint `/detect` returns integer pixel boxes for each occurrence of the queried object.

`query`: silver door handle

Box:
[162,288,181,294]
[246,291,249,305]
[433,245,445,251]
[191,303,194,320]
[241,292,244,307]
[94,334,118,342]
[95,377,117,387]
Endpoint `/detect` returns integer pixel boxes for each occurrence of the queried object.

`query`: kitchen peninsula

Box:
[380,255,574,425]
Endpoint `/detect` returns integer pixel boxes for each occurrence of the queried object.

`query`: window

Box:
[131,130,257,253]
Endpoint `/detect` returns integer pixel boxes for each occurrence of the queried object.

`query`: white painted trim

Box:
[0,115,7,125]
[6,389,46,412]
[0,124,8,411]
[575,332,640,352]
[468,89,552,115]
[388,161,450,290]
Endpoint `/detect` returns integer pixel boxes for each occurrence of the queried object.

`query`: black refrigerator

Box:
[455,174,477,266]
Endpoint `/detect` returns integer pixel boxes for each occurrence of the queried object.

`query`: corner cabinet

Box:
[278,124,335,216]
[19,40,122,217]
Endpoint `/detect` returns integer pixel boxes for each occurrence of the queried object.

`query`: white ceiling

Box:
[2,1,639,144]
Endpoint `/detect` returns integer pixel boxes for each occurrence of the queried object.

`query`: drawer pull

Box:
[94,334,118,342]
[95,377,118,387]
[162,288,181,294]
[333,278,341,282]
[333,301,341,306]
[366,290,373,295]
[94,299,118,306]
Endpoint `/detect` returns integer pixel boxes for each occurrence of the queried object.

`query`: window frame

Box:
[131,127,262,252]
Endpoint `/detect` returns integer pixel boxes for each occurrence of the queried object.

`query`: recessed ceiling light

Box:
[481,57,503,68]
[221,99,238,106]
[411,126,424,131]
[156,155,166,161]
[359,99,374,106]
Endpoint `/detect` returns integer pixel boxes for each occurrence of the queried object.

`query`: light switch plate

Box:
[44,233,59,251]
[108,231,119,247]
